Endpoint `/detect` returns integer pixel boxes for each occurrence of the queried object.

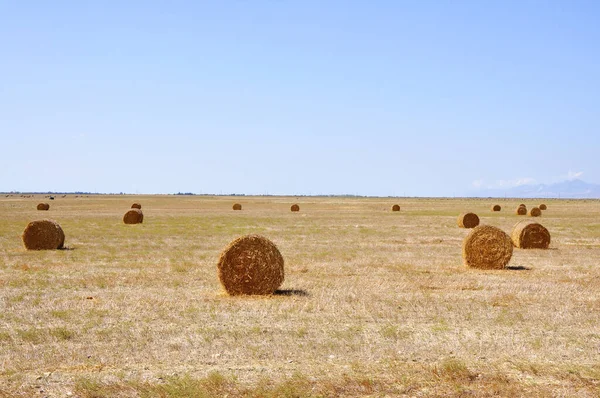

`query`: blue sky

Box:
[1,1,599,196]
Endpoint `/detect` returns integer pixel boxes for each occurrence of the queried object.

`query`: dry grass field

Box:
[0,195,599,397]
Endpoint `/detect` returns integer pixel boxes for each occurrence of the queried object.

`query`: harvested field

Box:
[0,195,599,397]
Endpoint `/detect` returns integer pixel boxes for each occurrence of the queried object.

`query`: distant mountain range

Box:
[471,179,600,199]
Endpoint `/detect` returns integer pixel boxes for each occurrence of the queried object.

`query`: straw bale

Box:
[462,225,513,269]
[290,204,300,212]
[458,212,480,228]
[217,235,284,295]
[392,204,400,212]
[37,203,50,211]
[123,209,144,224]
[516,206,527,215]
[131,203,142,209]
[491,204,501,211]
[539,204,547,210]
[22,219,65,250]
[511,220,550,249]
[232,203,242,211]
[529,207,542,217]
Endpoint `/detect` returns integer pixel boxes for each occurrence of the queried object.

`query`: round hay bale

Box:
[131,203,142,209]
[462,225,513,270]
[457,212,480,228]
[290,204,300,212]
[37,203,50,211]
[491,204,501,212]
[539,204,547,210]
[529,207,542,217]
[123,209,143,224]
[22,219,65,250]
[391,204,400,212]
[217,235,284,295]
[511,220,550,249]
[516,206,527,215]
[232,203,242,211]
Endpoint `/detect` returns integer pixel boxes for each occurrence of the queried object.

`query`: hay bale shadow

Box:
[274,289,309,297]
[506,266,531,271]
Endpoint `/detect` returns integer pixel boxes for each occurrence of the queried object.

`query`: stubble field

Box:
[0,195,599,397]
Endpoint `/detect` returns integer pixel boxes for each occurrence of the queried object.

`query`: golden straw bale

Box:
[232,203,242,211]
[491,204,501,211]
[217,235,284,295]
[529,207,542,217]
[123,209,144,224]
[511,220,550,249]
[457,212,480,228]
[391,204,400,212]
[462,225,513,270]
[37,203,50,211]
[290,204,300,212]
[131,203,142,209]
[539,204,547,210]
[22,219,65,250]
[516,206,527,215]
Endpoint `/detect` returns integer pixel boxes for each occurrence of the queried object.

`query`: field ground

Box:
[1,195,599,397]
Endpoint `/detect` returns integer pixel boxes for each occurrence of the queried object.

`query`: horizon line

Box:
[1,191,599,200]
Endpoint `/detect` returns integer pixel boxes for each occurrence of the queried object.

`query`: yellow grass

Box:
[1,195,599,397]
